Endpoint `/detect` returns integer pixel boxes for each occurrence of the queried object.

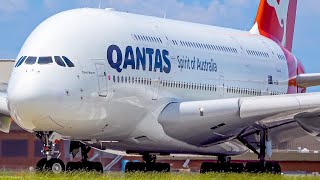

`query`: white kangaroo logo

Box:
[267,0,290,46]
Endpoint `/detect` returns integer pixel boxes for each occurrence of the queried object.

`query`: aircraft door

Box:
[95,63,108,97]
[219,76,225,97]
[151,77,160,100]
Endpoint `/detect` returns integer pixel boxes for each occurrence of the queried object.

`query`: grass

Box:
[0,172,319,180]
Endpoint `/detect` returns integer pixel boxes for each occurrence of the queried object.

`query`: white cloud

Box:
[0,0,28,14]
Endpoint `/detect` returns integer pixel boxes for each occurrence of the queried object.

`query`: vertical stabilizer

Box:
[250,0,297,52]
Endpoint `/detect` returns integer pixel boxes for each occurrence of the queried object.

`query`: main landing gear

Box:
[66,142,103,173]
[241,125,281,174]
[200,156,244,173]
[200,125,281,174]
[125,153,170,172]
[35,132,103,173]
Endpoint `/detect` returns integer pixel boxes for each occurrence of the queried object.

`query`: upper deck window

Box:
[62,56,75,67]
[25,56,37,65]
[38,57,53,65]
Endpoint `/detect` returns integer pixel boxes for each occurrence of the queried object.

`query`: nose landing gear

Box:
[35,132,103,173]
[35,132,65,173]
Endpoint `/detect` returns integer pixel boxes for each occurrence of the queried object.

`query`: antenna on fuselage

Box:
[99,0,101,8]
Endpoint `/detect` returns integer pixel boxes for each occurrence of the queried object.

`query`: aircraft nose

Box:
[7,75,59,130]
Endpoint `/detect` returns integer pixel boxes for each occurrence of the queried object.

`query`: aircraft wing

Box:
[0,84,12,133]
[158,92,320,147]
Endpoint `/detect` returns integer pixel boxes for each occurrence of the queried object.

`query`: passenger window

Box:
[54,56,66,67]
[38,57,53,65]
[62,56,75,67]
[25,56,37,65]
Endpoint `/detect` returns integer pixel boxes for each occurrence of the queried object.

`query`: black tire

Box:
[265,162,281,174]
[274,162,281,174]
[93,162,104,173]
[200,162,210,173]
[44,158,65,174]
[66,162,82,172]
[125,162,134,172]
[230,163,244,173]
[245,162,256,173]
[163,163,170,172]
[210,163,222,172]
[36,158,47,172]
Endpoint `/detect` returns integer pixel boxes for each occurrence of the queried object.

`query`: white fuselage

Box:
[7,8,291,156]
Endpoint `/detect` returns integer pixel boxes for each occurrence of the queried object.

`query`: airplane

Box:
[1,0,320,174]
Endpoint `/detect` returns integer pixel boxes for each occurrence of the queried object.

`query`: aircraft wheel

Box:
[200,162,210,173]
[125,162,135,172]
[162,163,170,172]
[229,163,244,173]
[154,163,168,172]
[245,162,257,173]
[36,158,47,172]
[265,162,281,174]
[66,162,82,171]
[44,158,65,174]
[93,162,104,173]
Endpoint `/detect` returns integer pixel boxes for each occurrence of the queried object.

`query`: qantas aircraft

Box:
[1,0,320,174]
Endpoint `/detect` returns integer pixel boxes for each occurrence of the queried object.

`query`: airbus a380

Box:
[1,0,320,174]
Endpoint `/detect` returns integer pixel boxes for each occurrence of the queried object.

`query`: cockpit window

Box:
[15,56,24,67]
[38,57,53,65]
[25,56,37,65]
[15,56,27,67]
[54,56,66,67]
[62,56,75,67]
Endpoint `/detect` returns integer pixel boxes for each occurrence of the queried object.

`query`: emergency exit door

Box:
[95,63,108,97]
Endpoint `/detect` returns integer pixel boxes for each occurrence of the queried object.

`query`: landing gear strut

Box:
[35,132,65,173]
[201,125,281,174]
[66,142,103,173]
[243,125,281,174]
[35,132,103,173]
[125,153,170,172]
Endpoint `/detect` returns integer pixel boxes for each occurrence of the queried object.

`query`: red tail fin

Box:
[250,0,297,52]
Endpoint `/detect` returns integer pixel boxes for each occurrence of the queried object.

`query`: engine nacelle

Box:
[158,98,243,146]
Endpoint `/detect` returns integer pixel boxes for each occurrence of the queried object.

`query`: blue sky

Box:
[0,0,319,91]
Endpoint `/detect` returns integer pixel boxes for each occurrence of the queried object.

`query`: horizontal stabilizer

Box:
[289,73,320,88]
